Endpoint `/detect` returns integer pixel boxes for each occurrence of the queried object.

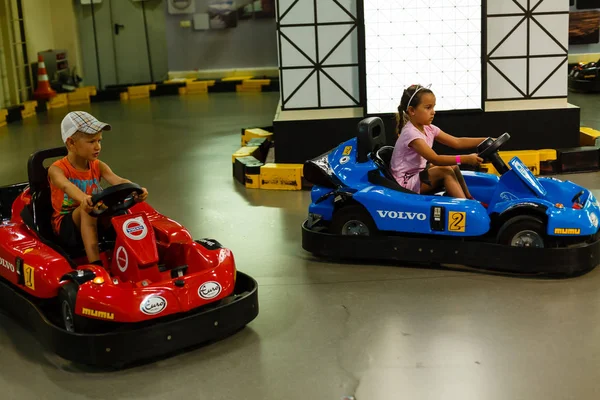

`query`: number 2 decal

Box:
[448,212,466,232]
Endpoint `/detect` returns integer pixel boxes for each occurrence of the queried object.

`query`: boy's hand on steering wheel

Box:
[135,187,148,203]
[79,194,94,213]
[463,154,483,166]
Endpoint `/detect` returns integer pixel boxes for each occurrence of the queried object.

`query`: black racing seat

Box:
[355,117,417,194]
[373,145,396,181]
[368,146,417,195]
[19,147,93,260]
[21,147,67,242]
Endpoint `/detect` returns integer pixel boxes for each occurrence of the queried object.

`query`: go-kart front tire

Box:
[497,215,545,248]
[58,282,99,333]
[58,282,80,333]
[330,205,378,236]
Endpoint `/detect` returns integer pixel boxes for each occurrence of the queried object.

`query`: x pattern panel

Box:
[277,0,361,110]
[364,0,482,114]
[487,0,569,100]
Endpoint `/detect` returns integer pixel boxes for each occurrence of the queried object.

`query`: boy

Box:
[49,111,148,265]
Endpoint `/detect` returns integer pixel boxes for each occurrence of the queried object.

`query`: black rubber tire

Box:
[330,204,378,236]
[58,282,80,333]
[57,282,98,333]
[496,215,546,248]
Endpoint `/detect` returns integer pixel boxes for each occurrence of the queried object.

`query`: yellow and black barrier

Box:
[480,149,557,176]
[20,101,38,119]
[0,109,7,127]
[242,128,273,146]
[231,126,310,190]
[259,163,304,190]
[580,127,600,147]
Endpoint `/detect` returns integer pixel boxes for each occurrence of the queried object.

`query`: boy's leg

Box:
[451,165,472,198]
[71,207,101,263]
[421,166,466,198]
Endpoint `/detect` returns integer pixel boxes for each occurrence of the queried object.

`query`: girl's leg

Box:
[420,166,466,198]
[451,165,472,198]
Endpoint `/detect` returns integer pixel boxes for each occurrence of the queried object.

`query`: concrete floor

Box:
[1,93,600,400]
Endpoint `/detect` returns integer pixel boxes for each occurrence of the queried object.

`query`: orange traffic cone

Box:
[33,54,56,100]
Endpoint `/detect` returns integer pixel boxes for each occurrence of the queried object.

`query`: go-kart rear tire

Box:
[330,204,378,236]
[497,215,546,248]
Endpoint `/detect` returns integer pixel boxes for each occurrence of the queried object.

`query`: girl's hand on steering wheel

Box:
[463,154,484,166]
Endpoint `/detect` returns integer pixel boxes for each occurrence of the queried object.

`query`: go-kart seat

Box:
[21,147,67,242]
[357,117,386,163]
[368,146,417,195]
[20,147,93,260]
[373,145,396,181]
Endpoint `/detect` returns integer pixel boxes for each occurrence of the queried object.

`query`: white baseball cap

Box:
[61,111,112,143]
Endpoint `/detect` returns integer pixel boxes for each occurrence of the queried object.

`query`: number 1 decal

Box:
[24,264,35,290]
[448,212,466,232]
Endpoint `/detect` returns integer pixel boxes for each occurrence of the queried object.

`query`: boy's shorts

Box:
[57,213,83,249]
[56,212,118,249]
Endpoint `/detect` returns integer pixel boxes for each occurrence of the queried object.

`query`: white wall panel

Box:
[364,0,482,113]
[277,0,359,110]
[486,0,568,101]
[280,0,314,24]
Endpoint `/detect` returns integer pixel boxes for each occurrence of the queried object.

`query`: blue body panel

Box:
[308,139,600,238]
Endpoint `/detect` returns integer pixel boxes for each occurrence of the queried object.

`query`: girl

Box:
[390,84,488,199]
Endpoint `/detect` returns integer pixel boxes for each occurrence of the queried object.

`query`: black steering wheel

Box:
[572,190,585,205]
[476,133,511,175]
[90,183,144,218]
[477,132,510,160]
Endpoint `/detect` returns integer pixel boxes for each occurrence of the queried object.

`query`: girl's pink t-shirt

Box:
[390,121,440,191]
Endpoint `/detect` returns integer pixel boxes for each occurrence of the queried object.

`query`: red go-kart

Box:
[0,147,258,367]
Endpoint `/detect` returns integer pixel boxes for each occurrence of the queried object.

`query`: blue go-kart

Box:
[301,117,600,276]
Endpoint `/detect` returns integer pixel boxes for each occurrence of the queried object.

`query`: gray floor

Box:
[1,93,600,400]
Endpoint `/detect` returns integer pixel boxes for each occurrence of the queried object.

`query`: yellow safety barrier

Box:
[21,101,37,119]
[125,85,154,100]
[236,84,262,93]
[245,174,260,189]
[236,79,271,93]
[47,93,68,109]
[222,76,253,82]
[259,163,304,190]
[0,109,7,127]
[233,156,263,188]
[242,128,273,146]
[232,146,260,164]
[580,127,600,146]
[480,149,557,176]
[185,81,209,94]
[67,88,92,106]
[79,86,97,96]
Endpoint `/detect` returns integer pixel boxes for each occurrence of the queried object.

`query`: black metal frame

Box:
[277,0,362,110]
[486,0,569,101]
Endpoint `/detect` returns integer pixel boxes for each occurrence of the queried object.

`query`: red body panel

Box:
[0,187,237,323]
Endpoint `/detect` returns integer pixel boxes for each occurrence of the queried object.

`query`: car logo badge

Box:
[116,246,128,272]
[140,295,167,315]
[123,217,148,240]
[198,281,222,300]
